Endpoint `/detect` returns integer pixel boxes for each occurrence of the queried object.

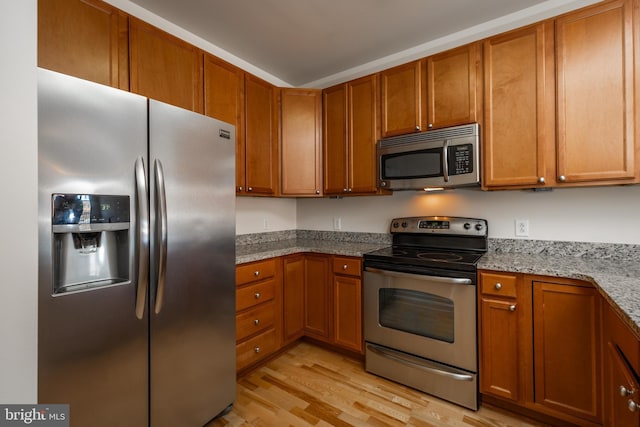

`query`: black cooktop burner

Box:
[365,245,484,270]
[363,216,488,277]
[417,252,464,262]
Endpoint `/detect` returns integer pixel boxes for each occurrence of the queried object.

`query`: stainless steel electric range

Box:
[363,216,488,410]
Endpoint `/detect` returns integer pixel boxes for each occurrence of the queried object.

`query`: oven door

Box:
[363,267,477,372]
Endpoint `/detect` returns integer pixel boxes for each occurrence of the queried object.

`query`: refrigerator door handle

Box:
[154,159,168,314]
[135,157,149,320]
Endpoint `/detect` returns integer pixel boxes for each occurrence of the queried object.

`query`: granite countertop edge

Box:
[479,253,640,337]
[236,232,640,337]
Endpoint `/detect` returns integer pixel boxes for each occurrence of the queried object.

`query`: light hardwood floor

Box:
[208,342,546,427]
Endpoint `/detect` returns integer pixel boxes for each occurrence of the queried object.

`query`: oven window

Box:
[378,288,454,343]
[381,149,442,180]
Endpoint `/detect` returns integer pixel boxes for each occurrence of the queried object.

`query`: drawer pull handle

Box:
[254,319,260,326]
[343,264,348,270]
[254,347,260,354]
[254,270,260,277]
[509,304,516,312]
[254,292,261,299]
[621,385,634,397]
[494,283,502,290]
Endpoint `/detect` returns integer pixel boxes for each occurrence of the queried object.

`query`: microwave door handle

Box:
[442,139,450,182]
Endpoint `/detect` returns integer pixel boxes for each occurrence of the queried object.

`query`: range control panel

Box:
[390,216,487,236]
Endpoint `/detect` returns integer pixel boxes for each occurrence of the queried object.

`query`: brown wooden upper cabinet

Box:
[555,0,638,185]
[323,74,380,196]
[483,0,638,190]
[380,44,481,138]
[280,89,323,196]
[482,22,556,189]
[38,0,129,90]
[242,74,279,196]
[129,17,203,113]
[203,55,246,193]
[426,42,482,130]
[380,60,426,137]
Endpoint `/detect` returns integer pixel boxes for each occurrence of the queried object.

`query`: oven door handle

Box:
[365,267,472,285]
[367,344,474,381]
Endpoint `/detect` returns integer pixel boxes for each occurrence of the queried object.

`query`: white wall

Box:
[236,197,297,234]
[290,185,640,244]
[0,0,38,402]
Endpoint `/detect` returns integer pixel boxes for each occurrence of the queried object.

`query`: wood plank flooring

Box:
[208,342,546,427]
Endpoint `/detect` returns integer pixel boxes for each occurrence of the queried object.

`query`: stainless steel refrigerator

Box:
[37,68,236,427]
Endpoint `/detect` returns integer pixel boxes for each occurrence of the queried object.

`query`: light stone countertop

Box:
[236,231,640,337]
[479,253,640,337]
[236,238,389,264]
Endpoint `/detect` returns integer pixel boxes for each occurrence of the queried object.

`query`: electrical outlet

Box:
[515,219,529,237]
[333,217,342,230]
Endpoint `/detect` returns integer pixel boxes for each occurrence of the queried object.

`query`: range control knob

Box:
[475,223,484,231]
[464,223,471,230]
[401,221,408,228]
[392,222,400,229]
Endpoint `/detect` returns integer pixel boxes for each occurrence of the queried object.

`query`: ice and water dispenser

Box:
[51,194,130,294]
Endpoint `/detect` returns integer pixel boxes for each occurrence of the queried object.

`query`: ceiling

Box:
[127,0,594,87]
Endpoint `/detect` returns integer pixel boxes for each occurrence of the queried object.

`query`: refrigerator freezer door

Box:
[37,68,149,426]
[148,100,236,426]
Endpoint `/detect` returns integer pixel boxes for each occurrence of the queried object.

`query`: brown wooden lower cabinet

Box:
[604,302,640,426]
[332,256,363,353]
[304,254,332,340]
[237,253,364,373]
[532,280,602,424]
[282,254,305,345]
[479,271,531,402]
[479,271,604,426]
[235,258,282,372]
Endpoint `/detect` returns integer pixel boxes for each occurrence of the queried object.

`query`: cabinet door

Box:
[38,0,129,90]
[479,297,521,401]
[323,84,349,195]
[280,89,322,196]
[304,254,331,340]
[533,281,602,423]
[607,342,640,426]
[426,43,481,130]
[333,274,362,353]
[348,74,379,194]
[603,303,640,426]
[555,0,637,184]
[282,255,305,345]
[244,74,278,195]
[129,18,203,113]
[483,23,555,188]
[203,54,245,193]
[380,60,426,137]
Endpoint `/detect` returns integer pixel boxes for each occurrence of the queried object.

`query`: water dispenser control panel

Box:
[52,194,130,232]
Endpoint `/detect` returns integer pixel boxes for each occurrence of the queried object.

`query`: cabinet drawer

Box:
[236,327,278,371]
[236,279,276,311]
[333,256,362,277]
[236,259,277,286]
[236,300,276,341]
[480,272,518,298]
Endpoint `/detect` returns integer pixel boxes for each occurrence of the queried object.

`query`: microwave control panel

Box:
[449,144,473,175]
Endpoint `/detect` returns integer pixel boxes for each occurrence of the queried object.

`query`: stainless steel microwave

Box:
[377,123,480,191]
